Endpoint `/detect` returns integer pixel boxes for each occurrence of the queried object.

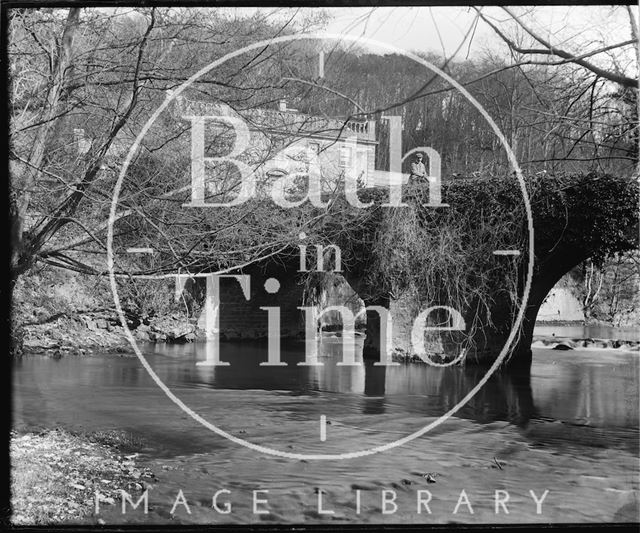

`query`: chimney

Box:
[279,99,287,112]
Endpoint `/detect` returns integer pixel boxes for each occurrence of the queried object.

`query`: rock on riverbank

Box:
[22,312,199,356]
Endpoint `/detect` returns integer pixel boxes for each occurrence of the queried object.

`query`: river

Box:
[12,332,640,524]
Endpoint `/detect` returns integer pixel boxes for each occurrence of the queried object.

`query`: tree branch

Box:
[475,7,638,88]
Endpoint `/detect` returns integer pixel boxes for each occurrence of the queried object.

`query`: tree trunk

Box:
[9,276,24,357]
[12,9,80,279]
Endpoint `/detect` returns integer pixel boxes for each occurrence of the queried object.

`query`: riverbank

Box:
[15,265,639,359]
[21,311,198,356]
[10,429,155,525]
[14,266,199,356]
[20,312,640,360]
[44,416,640,525]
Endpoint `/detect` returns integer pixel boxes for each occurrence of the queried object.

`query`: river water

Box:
[12,332,640,524]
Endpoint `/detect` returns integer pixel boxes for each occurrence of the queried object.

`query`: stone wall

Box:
[213,271,307,340]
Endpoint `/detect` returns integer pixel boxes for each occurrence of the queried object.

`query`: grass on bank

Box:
[10,428,154,525]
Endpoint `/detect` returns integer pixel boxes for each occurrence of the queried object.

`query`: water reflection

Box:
[13,336,637,441]
[144,339,536,424]
[532,352,640,428]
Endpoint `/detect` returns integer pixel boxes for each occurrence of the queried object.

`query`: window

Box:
[339,144,353,168]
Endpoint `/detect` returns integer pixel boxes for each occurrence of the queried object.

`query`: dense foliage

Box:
[361,173,638,353]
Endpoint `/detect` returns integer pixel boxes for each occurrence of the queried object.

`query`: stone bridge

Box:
[203,172,638,369]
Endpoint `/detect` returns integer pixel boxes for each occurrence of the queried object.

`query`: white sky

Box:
[98,6,639,75]
[322,6,636,67]
[249,5,635,74]
[322,6,491,57]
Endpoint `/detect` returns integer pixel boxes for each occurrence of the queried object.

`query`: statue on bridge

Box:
[409,152,427,185]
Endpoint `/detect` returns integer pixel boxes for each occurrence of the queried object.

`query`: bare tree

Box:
[474,6,637,89]
[9,7,334,282]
